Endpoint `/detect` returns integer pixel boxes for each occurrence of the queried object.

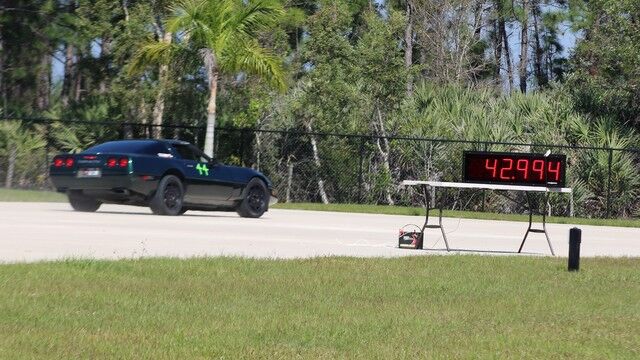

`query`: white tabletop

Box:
[401,180,572,193]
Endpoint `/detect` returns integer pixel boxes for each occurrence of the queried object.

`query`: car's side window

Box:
[189,146,211,163]
[173,144,198,161]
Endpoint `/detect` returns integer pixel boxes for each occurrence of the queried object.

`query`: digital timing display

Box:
[463,151,566,187]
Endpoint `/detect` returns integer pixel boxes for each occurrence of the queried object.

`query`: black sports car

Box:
[49,139,276,218]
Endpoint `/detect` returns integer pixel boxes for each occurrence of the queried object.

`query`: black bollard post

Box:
[568,228,581,272]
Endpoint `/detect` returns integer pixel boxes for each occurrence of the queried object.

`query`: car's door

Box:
[171,144,233,205]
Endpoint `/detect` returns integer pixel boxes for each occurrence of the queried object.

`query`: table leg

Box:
[438,205,450,251]
[419,184,430,250]
[518,193,534,253]
[542,192,555,256]
[518,192,555,256]
[421,184,430,229]
[420,185,450,251]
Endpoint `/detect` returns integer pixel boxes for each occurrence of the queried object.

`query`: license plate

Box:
[77,168,102,178]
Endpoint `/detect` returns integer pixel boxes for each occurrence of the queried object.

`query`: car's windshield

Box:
[83,141,169,155]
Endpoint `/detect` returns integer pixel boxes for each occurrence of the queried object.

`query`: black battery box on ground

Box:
[398,224,423,249]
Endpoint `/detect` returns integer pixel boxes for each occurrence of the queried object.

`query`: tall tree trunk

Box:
[73,55,83,102]
[122,0,130,21]
[0,19,5,113]
[497,0,513,91]
[36,50,51,111]
[404,0,413,97]
[202,48,218,157]
[74,44,92,101]
[519,0,529,93]
[61,44,75,106]
[5,145,15,188]
[286,155,293,203]
[305,122,329,204]
[470,0,484,82]
[532,1,546,88]
[99,37,112,94]
[493,17,503,84]
[134,95,146,139]
[61,1,76,107]
[501,24,514,91]
[152,31,172,139]
[375,107,394,205]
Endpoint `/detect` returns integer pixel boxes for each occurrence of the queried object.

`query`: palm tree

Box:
[131,0,285,157]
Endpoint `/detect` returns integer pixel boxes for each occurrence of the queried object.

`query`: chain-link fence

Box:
[1,118,639,219]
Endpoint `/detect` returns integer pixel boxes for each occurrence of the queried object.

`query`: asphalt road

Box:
[1,202,638,263]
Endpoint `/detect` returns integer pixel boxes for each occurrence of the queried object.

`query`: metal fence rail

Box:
[1,117,639,219]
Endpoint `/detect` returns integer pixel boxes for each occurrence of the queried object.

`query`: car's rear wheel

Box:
[150,175,184,216]
[68,190,101,212]
[237,178,269,218]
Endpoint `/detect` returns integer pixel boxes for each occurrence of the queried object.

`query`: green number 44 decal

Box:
[196,163,209,176]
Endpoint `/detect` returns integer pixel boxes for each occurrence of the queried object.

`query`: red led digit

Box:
[547,161,561,182]
[485,158,498,178]
[499,158,514,180]
[516,159,529,180]
[532,160,544,180]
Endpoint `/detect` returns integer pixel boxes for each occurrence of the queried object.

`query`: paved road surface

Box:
[1,202,638,263]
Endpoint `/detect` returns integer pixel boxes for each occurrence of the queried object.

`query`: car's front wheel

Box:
[68,190,101,212]
[237,178,269,218]
[150,175,184,216]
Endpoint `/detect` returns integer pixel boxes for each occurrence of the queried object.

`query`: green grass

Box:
[0,188,66,202]
[1,257,638,358]
[273,202,640,228]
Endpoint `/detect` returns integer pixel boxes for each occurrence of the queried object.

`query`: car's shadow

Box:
[53,209,238,218]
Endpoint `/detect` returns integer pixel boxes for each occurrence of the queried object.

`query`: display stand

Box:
[402,181,572,255]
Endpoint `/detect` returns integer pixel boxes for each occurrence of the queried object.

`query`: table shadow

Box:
[419,247,548,256]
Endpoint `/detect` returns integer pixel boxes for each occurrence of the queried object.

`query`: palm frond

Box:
[129,40,200,76]
[225,0,283,39]
[167,0,207,33]
[129,41,175,74]
[221,39,286,91]
[168,0,220,49]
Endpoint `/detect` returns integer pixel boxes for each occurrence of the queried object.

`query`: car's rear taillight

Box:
[118,158,129,168]
[53,156,74,168]
[106,158,117,168]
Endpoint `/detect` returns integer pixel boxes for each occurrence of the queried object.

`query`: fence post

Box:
[606,148,613,218]
[358,137,365,204]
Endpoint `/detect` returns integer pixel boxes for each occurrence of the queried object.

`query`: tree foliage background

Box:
[0,0,639,217]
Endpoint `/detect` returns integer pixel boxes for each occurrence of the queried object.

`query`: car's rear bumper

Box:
[51,173,158,197]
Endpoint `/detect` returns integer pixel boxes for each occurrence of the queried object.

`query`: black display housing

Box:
[463,151,566,187]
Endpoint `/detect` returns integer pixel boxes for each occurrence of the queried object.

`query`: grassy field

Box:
[1,188,638,227]
[0,188,66,202]
[1,256,638,359]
